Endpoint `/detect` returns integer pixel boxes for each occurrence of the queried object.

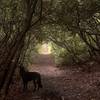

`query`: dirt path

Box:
[7,54,100,100]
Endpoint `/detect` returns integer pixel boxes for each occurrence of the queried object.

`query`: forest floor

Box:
[7,54,100,100]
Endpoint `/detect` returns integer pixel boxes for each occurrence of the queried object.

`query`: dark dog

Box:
[19,65,43,91]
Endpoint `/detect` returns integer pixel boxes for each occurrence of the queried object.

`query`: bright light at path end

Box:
[38,43,51,54]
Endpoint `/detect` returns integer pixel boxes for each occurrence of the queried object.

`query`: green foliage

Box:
[51,34,89,66]
[43,0,100,64]
[0,0,100,66]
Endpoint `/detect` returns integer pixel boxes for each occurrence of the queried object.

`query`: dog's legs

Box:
[33,80,36,92]
[37,81,40,90]
[23,81,27,91]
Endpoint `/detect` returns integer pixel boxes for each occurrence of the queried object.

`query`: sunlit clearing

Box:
[38,43,51,54]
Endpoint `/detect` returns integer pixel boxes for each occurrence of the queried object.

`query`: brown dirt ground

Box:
[6,54,100,100]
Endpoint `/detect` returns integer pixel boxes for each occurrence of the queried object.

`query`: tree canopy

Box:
[0,0,100,99]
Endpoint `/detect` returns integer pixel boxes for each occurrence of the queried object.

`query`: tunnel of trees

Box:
[0,0,100,99]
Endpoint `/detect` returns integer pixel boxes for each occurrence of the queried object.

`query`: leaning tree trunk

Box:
[0,0,42,99]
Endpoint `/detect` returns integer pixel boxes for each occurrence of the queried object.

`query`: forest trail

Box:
[29,54,64,77]
[7,54,100,100]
